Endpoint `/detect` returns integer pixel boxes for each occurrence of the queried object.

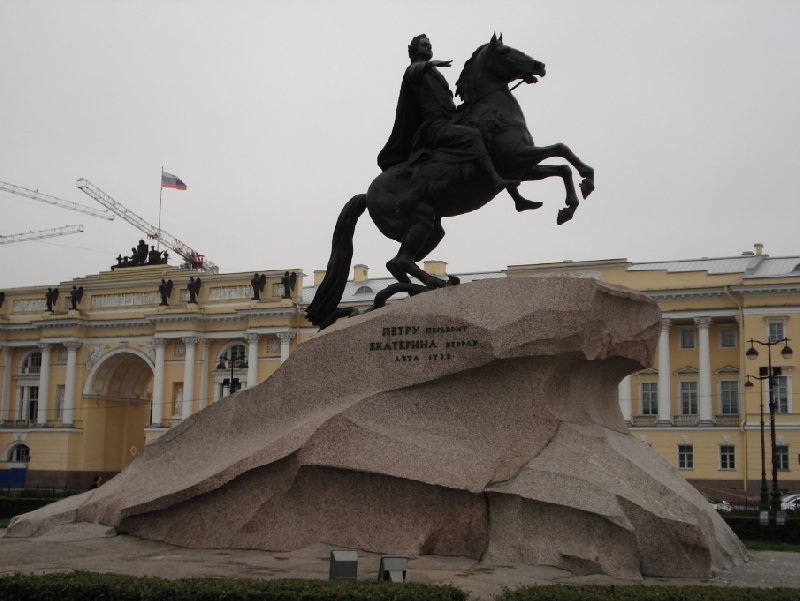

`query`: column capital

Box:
[152,338,168,348]
[181,336,200,346]
[63,341,82,351]
[38,342,52,352]
[277,331,296,342]
[246,333,261,344]
[661,318,671,331]
[693,317,712,329]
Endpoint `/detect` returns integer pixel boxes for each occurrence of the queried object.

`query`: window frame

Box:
[678,444,694,469]
[776,445,790,471]
[719,327,737,349]
[719,444,736,470]
[640,382,658,415]
[679,328,696,350]
[679,381,698,415]
[719,380,740,415]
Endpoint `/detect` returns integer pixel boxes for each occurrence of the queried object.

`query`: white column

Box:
[36,343,51,425]
[181,336,198,419]
[618,375,632,423]
[278,332,295,364]
[657,318,672,425]
[695,317,713,424]
[198,339,210,409]
[62,341,81,426]
[151,338,166,425]
[246,333,259,388]
[1,346,12,422]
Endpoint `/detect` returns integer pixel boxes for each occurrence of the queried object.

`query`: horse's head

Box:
[457,34,546,102]
[485,34,546,85]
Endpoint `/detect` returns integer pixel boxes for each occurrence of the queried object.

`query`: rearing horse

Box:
[306,35,594,327]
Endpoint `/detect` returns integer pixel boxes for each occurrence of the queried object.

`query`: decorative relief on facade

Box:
[273,284,285,298]
[86,344,108,371]
[14,299,47,312]
[209,286,251,301]
[91,292,160,308]
[142,340,156,363]
[174,342,186,358]
[267,338,280,353]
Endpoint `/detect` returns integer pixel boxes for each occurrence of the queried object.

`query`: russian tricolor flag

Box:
[161,171,187,190]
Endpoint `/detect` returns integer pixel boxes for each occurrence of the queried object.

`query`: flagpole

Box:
[157,166,163,252]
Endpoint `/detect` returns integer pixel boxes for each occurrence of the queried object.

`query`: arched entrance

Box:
[83,349,153,472]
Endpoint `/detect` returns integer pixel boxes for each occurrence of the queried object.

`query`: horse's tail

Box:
[305,194,367,327]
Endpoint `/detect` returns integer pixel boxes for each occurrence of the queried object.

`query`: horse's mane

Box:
[455,43,489,104]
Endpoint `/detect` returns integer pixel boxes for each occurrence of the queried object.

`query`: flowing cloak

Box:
[377,61,484,171]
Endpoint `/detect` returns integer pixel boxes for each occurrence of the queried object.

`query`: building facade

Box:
[504,244,800,501]
[2,246,798,502]
[0,263,312,488]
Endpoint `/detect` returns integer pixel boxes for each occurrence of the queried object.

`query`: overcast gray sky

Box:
[2,0,799,289]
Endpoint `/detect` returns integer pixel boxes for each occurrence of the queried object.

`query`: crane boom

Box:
[0,224,84,245]
[75,178,218,273]
[0,180,114,220]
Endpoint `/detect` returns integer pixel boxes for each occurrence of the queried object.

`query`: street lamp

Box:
[216,352,248,397]
[744,371,768,511]
[745,336,793,514]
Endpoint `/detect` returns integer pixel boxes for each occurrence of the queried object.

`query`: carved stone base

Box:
[8,278,748,579]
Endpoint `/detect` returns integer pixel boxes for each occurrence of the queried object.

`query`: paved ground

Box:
[2,525,800,600]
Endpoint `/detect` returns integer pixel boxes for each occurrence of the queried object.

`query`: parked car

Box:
[781,493,800,511]
[708,498,733,512]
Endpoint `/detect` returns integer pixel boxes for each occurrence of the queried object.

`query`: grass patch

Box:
[743,539,800,552]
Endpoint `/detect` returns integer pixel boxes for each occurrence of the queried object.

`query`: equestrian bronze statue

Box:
[307,34,594,328]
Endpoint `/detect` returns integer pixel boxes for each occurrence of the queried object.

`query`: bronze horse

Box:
[307,35,594,327]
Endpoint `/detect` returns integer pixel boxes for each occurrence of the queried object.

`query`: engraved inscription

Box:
[369,324,480,363]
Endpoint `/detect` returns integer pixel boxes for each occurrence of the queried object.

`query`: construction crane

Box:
[0,224,84,245]
[0,180,114,220]
[76,178,218,273]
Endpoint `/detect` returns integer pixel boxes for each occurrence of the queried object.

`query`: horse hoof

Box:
[556,208,573,225]
[515,199,544,212]
[580,178,594,199]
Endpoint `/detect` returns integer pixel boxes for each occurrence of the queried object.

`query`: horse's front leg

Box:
[518,143,594,199]
[522,164,581,225]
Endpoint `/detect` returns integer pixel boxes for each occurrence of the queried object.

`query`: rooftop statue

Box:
[307,34,594,328]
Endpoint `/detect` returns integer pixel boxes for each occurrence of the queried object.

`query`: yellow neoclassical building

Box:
[0,263,312,488]
[2,245,798,503]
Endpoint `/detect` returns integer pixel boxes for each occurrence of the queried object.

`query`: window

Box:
[355,286,374,295]
[641,382,658,415]
[229,344,246,363]
[10,444,30,462]
[27,386,39,422]
[771,375,789,413]
[678,444,693,469]
[720,445,736,470]
[776,445,790,471]
[720,327,737,348]
[768,322,785,343]
[680,381,697,415]
[719,381,739,415]
[21,351,42,374]
[679,329,696,349]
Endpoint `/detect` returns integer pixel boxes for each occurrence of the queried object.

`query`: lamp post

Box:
[745,335,793,514]
[745,370,768,511]
[216,353,248,397]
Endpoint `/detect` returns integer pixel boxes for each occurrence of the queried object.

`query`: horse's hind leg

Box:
[386,204,448,288]
[414,217,445,262]
[518,143,594,198]
[523,164,580,225]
